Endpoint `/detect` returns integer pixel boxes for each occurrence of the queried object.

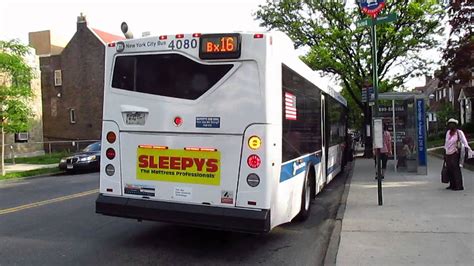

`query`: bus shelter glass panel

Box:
[378,98,417,173]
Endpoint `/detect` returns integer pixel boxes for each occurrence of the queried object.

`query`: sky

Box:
[0,0,431,90]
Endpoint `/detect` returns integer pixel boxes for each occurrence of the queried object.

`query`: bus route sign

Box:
[359,0,386,18]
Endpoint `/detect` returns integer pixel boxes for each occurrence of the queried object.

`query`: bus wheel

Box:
[295,172,312,221]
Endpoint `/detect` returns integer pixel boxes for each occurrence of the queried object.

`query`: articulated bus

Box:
[96,31,348,233]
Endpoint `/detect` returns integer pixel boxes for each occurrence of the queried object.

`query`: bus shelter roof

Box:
[378,92,425,101]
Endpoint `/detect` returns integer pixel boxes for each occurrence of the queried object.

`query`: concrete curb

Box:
[323,159,355,266]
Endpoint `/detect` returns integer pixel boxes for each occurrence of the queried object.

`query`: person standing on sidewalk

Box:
[375,124,392,179]
[380,124,392,179]
[444,118,472,191]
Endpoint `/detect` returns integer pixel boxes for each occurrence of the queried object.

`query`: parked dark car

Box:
[59,141,101,172]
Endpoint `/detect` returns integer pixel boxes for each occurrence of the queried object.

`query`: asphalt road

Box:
[0,164,351,266]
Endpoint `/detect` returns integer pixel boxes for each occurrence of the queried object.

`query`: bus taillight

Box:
[247,154,261,168]
[248,136,262,150]
[106,148,116,160]
[106,131,116,143]
[105,164,115,176]
[247,173,260,187]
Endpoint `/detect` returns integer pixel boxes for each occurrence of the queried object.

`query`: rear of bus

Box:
[95,33,276,233]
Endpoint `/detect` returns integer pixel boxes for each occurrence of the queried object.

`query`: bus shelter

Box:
[378,92,427,175]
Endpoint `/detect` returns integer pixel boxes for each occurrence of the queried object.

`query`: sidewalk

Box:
[337,156,474,265]
[3,163,58,173]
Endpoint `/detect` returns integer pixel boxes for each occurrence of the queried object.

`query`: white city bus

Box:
[96,31,348,233]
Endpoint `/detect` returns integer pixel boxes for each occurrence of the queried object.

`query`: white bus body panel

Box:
[97,32,347,232]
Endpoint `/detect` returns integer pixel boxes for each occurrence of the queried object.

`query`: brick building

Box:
[30,14,124,141]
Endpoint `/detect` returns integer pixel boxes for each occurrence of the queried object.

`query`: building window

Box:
[449,87,454,102]
[14,132,29,143]
[443,88,446,98]
[54,70,62,86]
[69,108,76,124]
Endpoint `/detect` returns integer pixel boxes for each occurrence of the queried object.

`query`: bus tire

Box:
[295,168,314,221]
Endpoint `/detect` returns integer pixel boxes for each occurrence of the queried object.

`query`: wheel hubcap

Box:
[305,179,310,210]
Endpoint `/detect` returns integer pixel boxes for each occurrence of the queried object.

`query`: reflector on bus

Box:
[138,145,168,150]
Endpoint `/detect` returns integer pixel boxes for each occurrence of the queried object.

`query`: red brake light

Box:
[106,148,116,160]
[247,154,261,168]
[108,43,116,47]
[106,131,116,143]
[174,116,183,126]
[253,34,264,39]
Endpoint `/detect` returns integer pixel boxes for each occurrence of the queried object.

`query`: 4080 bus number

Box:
[168,39,198,50]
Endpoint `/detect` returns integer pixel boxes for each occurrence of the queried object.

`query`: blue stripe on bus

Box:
[280,154,321,183]
[327,164,339,175]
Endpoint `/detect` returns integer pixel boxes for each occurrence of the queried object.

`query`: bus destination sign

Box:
[199,33,241,59]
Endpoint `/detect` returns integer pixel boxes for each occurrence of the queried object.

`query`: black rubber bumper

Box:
[96,194,271,233]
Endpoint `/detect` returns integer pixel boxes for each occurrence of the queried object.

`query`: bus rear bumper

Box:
[96,194,271,233]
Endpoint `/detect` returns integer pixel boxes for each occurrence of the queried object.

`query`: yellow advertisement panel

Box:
[136,148,221,186]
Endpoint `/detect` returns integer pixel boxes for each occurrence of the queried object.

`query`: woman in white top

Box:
[444,118,471,191]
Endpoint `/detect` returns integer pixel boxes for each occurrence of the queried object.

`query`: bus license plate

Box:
[125,113,146,125]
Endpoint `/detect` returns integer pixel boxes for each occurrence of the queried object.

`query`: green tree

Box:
[436,102,457,129]
[437,0,473,86]
[256,0,445,155]
[0,40,34,175]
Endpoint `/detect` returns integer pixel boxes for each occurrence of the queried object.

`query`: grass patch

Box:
[427,138,445,149]
[5,152,70,165]
[430,147,444,156]
[0,167,63,181]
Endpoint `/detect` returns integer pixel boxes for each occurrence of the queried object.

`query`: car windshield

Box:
[83,142,101,152]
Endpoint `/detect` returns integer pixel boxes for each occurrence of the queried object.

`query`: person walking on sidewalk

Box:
[444,118,472,191]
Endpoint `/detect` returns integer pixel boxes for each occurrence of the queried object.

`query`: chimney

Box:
[77,12,87,30]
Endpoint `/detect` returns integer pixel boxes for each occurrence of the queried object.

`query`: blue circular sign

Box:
[359,0,386,17]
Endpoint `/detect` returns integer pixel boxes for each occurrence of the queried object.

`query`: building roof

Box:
[413,75,441,99]
[92,28,125,44]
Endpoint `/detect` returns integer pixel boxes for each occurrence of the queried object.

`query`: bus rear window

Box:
[111,54,233,100]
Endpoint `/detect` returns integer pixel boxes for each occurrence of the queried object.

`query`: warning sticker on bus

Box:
[136,147,221,186]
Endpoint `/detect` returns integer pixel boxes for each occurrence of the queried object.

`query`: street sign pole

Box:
[359,0,393,206]
[371,17,383,206]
